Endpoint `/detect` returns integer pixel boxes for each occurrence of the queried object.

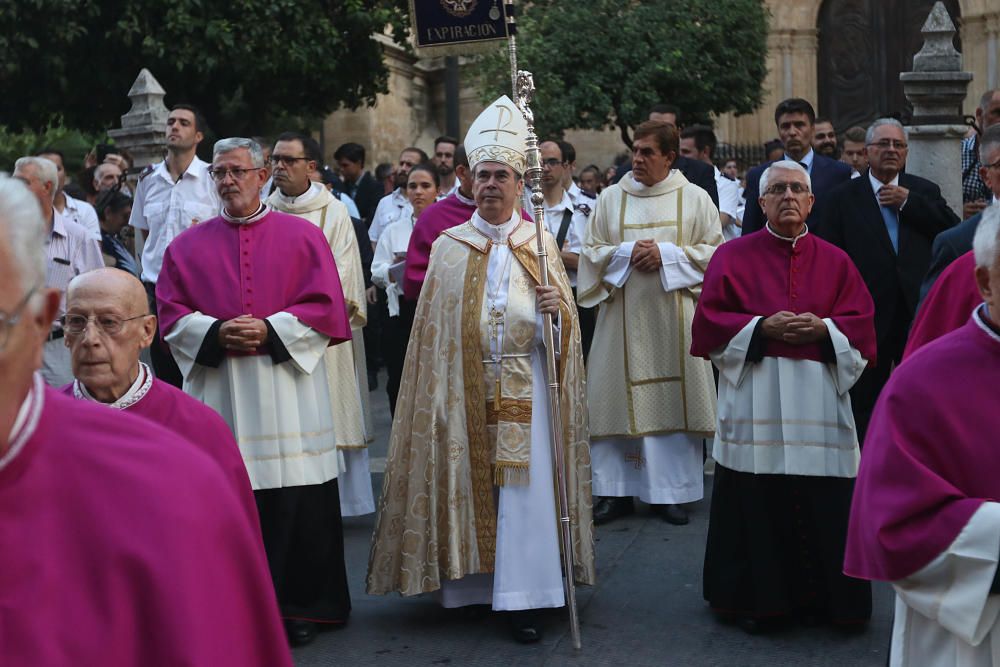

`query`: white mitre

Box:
[464,95,528,175]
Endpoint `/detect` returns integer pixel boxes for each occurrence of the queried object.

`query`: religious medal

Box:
[489,5,500,20]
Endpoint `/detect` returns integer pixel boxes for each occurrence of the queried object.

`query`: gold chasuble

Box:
[366,217,595,596]
[578,170,721,438]
[267,185,373,448]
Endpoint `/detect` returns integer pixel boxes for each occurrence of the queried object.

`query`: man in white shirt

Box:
[129,104,220,387]
[12,157,103,386]
[368,147,428,248]
[680,125,741,241]
[36,149,100,242]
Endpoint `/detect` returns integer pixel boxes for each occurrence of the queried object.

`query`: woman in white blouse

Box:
[371,163,439,414]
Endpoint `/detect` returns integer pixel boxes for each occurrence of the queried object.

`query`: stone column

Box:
[899,2,973,216]
[108,69,169,174]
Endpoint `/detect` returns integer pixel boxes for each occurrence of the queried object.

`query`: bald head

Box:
[68,268,148,315]
[65,269,156,403]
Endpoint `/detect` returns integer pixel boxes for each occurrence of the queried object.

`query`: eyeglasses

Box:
[0,285,38,352]
[541,158,564,168]
[763,182,810,196]
[208,167,259,182]
[983,158,1000,170]
[61,313,149,337]
[269,156,309,166]
[868,140,908,150]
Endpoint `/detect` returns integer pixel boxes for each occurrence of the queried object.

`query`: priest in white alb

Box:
[156,137,354,648]
[578,120,723,526]
[366,96,595,644]
[267,131,375,517]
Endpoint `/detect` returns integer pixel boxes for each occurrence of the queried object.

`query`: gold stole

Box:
[482,255,536,486]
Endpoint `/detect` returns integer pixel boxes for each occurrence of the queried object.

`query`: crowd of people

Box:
[2,86,1000,665]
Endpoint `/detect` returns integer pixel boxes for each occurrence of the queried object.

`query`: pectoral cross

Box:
[488,305,505,410]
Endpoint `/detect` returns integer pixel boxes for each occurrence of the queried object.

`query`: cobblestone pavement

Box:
[294,374,893,666]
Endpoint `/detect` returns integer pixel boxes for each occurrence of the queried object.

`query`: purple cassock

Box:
[845,308,1000,582]
[402,193,477,302]
[903,250,982,360]
[60,364,259,529]
[691,229,877,362]
[0,378,292,666]
[156,209,352,349]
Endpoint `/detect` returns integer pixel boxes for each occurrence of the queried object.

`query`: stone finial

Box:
[911,2,961,73]
[119,68,169,130]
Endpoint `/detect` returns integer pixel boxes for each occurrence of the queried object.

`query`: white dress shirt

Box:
[129,157,220,283]
[368,189,411,243]
[61,194,100,242]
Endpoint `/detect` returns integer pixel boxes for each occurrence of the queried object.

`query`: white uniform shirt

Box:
[714,166,742,242]
[61,194,100,242]
[368,189,411,243]
[541,190,588,287]
[129,158,220,283]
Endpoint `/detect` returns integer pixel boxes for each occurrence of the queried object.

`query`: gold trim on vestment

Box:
[241,442,339,461]
[460,248,496,571]
[237,426,336,443]
[630,376,682,386]
[336,444,369,450]
[722,418,853,431]
[717,436,857,450]
[597,429,716,439]
[623,220,677,230]
[486,397,533,424]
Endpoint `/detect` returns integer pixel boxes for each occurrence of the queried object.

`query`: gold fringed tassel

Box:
[494,461,530,487]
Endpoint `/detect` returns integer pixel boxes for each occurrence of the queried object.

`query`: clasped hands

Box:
[762,311,828,345]
[629,240,662,273]
[219,315,268,352]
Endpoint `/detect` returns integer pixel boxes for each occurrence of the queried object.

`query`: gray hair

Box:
[865,118,909,145]
[980,89,999,113]
[13,156,58,202]
[979,124,1000,165]
[759,160,812,195]
[0,176,47,307]
[213,137,265,167]
[973,204,1000,269]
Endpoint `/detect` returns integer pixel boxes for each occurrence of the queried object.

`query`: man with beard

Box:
[433,135,459,196]
[368,146,429,249]
[813,117,839,159]
[128,104,220,387]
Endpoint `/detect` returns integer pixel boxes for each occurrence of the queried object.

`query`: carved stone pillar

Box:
[900,2,973,215]
[108,69,169,173]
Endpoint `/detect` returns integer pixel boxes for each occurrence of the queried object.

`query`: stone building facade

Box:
[321,1,1000,171]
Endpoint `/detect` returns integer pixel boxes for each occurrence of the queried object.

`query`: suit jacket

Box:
[613,156,719,208]
[342,171,383,227]
[917,211,982,304]
[814,171,960,348]
[742,154,851,235]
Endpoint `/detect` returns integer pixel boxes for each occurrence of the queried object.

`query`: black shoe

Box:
[285,619,318,647]
[509,610,543,644]
[651,503,689,525]
[593,496,635,525]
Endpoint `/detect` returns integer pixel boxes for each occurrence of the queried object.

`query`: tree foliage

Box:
[477,0,769,146]
[0,0,410,136]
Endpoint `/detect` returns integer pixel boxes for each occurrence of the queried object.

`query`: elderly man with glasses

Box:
[692,160,877,633]
[815,117,959,443]
[155,137,354,647]
[0,176,293,666]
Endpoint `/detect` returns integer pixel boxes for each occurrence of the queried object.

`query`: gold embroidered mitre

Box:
[464,95,528,175]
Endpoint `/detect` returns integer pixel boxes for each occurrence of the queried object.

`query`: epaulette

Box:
[137,163,157,182]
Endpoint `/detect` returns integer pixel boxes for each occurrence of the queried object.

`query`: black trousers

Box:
[850,313,909,445]
[254,478,351,624]
[385,299,416,417]
[143,281,183,388]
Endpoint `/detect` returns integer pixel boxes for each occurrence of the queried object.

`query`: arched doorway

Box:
[817,0,962,130]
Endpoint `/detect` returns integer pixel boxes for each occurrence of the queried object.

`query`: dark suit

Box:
[742,154,852,235]
[917,211,983,305]
[614,156,719,208]
[340,171,383,227]
[814,171,960,441]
